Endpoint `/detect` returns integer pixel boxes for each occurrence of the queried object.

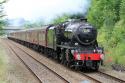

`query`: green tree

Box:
[24,20,44,28]
[0,0,5,28]
[51,14,69,24]
[120,0,125,21]
[0,0,7,35]
[87,0,121,28]
[87,0,105,28]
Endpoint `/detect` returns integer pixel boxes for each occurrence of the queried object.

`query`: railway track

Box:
[98,71,125,83]
[6,40,70,83]
[78,72,101,83]
[80,71,125,83]
[6,39,125,83]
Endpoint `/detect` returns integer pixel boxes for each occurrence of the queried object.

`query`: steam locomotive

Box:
[8,19,104,71]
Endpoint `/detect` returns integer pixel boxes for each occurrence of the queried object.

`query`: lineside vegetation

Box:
[87,0,125,65]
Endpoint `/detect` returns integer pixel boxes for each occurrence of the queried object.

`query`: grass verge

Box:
[0,39,8,83]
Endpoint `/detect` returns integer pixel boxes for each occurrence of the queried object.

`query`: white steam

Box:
[5,0,91,23]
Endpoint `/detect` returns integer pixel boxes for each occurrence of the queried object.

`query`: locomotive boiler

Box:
[55,20,97,46]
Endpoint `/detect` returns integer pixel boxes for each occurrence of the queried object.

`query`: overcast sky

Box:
[4,0,91,22]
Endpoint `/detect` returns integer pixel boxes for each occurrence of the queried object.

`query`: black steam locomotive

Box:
[54,19,104,70]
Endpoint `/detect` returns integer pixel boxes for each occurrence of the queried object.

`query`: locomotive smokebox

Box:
[75,24,97,45]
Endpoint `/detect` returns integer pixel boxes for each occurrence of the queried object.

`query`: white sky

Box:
[4,0,91,22]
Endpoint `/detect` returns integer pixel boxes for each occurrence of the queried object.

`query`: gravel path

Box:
[0,38,40,83]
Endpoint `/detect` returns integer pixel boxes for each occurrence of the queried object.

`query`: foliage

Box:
[24,20,44,28]
[120,0,125,20]
[87,0,121,29]
[51,14,69,24]
[0,0,7,35]
[87,0,105,28]
[87,0,125,65]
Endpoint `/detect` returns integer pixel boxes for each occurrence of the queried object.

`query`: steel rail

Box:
[98,71,125,83]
